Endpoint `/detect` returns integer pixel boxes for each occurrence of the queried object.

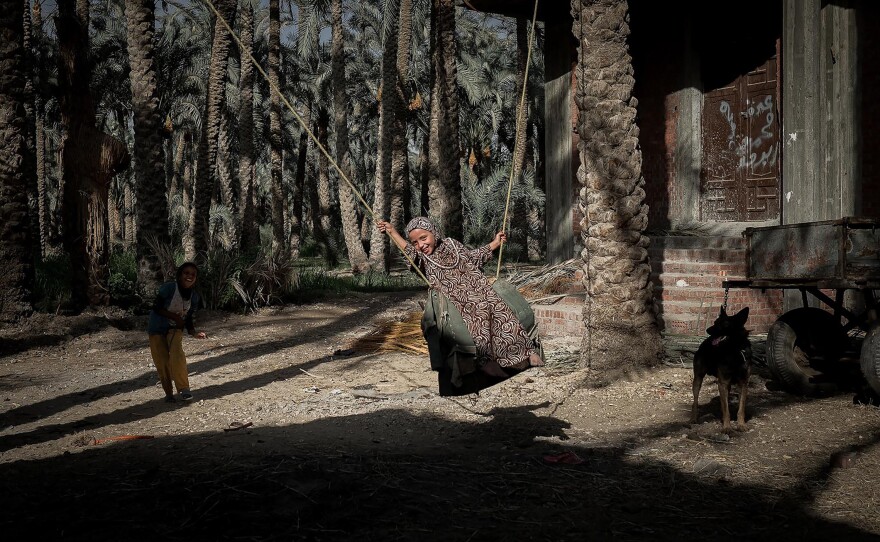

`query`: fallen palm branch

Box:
[350,312,428,355]
[505,259,582,302]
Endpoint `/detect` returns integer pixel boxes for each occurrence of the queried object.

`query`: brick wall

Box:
[648,236,782,334]
[532,296,584,338]
[533,236,783,338]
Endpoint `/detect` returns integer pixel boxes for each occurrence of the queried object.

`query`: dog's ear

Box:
[732,307,749,324]
[719,306,728,318]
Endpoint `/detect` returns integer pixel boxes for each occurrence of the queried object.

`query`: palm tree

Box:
[427,0,461,239]
[292,1,337,265]
[56,0,129,308]
[368,0,399,272]
[155,2,209,252]
[22,0,40,257]
[390,0,413,233]
[509,17,529,257]
[190,0,236,258]
[31,0,50,256]
[268,0,284,251]
[572,0,661,375]
[0,0,33,321]
[237,0,258,249]
[125,0,171,296]
[331,0,369,272]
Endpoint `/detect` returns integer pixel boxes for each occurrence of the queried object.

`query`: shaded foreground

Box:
[1,294,880,540]
[2,409,878,541]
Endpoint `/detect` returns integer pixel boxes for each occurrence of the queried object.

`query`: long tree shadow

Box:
[0,298,405,446]
[0,313,136,357]
[0,405,877,541]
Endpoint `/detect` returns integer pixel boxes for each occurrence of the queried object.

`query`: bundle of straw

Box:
[350,312,428,355]
[506,258,582,301]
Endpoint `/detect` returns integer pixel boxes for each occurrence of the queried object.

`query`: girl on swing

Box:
[377,216,544,378]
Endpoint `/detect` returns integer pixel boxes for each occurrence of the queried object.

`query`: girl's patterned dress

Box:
[405,237,537,368]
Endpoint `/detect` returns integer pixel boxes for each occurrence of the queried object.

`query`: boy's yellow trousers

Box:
[149,330,190,395]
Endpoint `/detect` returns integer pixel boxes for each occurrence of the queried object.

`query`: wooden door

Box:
[701,57,780,221]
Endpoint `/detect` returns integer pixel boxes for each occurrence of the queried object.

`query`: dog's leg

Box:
[736,368,750,431]
[691,369,705,424]
[718,377,732,433]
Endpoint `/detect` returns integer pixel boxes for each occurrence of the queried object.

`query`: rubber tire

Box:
[766,307,847,395]
[860,324,880,395]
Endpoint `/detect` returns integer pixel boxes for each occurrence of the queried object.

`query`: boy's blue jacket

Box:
[147,282,201,335]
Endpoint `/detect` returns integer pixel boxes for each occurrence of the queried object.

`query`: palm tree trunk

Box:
[181,131,195,254]
[268,0,284,251]
[316,114,333,242]
[21,0,41,260]
[57,0,130,309]
[510,16,530,258]
[528,114,546,260]
[285,126,300,259]
[217,108,234,212]
[125,0,171,297]
[237,0,257,250]
[294,104,338,267]
[109,180,122,244]
[32,0,50,256]
[307,116,336,267]
[190,0,236,258]
[390,0,413,233]
[573,0,661,376]
[330,0,369,273]
[427,0,462,239]
[123,183,136,249]
[418,131,429,216]
[368,0,399,272]
[0,0,34,321]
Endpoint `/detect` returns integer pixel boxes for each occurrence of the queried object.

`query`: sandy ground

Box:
[2,292,880,541]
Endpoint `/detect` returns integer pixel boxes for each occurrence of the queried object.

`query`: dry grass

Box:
[350,311,428,355]
[506,259,582,301]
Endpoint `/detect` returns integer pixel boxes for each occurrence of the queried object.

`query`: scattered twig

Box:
[92,435,154,445]
[223,422,254,432]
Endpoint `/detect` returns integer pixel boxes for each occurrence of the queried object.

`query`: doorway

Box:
[701,55,780,222]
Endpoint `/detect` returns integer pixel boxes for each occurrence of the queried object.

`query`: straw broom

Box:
[350,266,570,356]
[350,312,428,355]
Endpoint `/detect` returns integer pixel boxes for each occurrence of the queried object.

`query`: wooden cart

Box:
[722,217,880,395]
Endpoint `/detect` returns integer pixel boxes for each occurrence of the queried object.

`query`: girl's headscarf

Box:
[405,216,441,238]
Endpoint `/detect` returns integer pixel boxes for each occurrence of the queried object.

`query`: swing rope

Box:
[201,0,431,286]
[496,0,540,279]
[201,0,545,409]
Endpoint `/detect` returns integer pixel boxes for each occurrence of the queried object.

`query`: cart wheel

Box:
[860,325,880,395]
[766,308,847,395]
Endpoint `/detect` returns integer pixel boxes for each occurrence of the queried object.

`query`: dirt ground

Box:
[2,292,880,541]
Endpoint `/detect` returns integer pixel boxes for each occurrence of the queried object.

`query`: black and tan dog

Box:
[692,306,752,433]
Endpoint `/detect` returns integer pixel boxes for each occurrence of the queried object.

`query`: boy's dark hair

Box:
[176,262,199,280]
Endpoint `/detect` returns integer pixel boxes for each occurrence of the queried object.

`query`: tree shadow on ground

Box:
[0,405,876,541]
[0,299,399,451]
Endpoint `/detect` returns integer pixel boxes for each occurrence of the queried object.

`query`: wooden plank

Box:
[544,11,573,264]
[782,0,822,225]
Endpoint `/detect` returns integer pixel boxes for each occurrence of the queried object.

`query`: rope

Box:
[496,0,540,279]
[199,0,430,286]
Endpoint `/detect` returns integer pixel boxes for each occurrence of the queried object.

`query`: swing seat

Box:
[422,279,544,396]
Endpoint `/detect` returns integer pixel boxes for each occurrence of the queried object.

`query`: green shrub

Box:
[33,253,71,312]
[109,250,140,307]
